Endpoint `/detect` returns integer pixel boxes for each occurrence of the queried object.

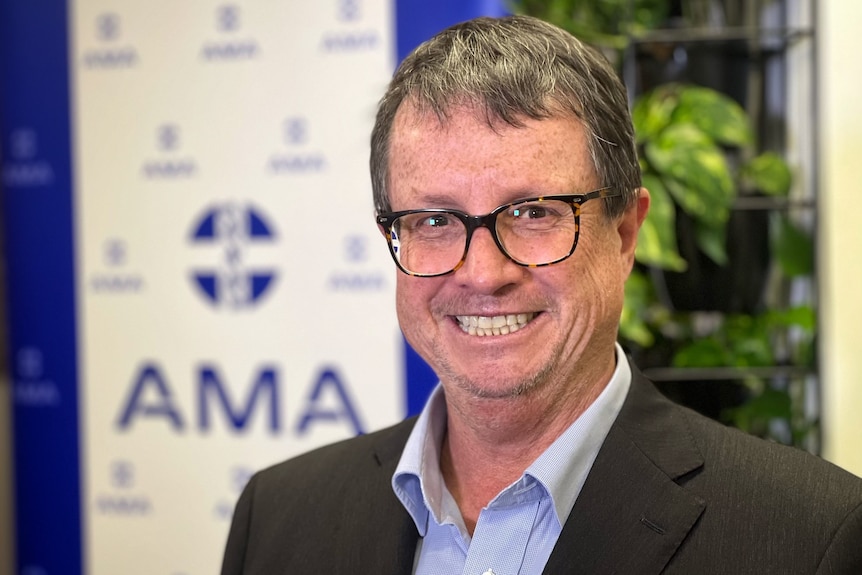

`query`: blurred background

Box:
[1,0,860,574]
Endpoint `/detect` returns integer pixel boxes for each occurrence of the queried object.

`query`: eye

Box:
[421,214,451,227]
[512,206,549,219]
[397,212,460,237]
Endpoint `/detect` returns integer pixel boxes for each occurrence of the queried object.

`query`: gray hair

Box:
[370,14,641,218]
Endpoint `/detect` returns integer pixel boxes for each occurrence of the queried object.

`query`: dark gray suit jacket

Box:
[221,366,862,574]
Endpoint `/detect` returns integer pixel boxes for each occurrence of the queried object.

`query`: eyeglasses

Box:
[376,187,620,277]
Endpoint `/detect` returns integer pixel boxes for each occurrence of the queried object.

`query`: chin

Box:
[447,364,553,400]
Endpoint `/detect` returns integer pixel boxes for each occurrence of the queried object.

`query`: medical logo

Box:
[2,128,54,187]
[344,234,367,263]
[201,5,258,61]
[327,233,386,291]
[218,5,241,32]
[157,124,180,151]
[321,0,379,52]
[90,237,144,292]
[97,13,120,41]
[338,0,361,22]
[10,129,37,159]
[104,238,127,266]
[83,12,138,68]
[14,346,60,407]
[189,203,277,308]
[95,460,152,516]
[111,460,135,489]
[17,347,44,379]
[268,116,327,174]
[141,123,197,179]
[283,117,307,146]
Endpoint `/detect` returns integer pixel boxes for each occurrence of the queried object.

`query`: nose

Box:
[454,227,526,293]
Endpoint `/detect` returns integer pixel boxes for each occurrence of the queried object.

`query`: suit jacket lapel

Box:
[341,417,419,575]
[543,367,706,574]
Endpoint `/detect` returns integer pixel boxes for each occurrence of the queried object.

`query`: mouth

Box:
[454,313,537,337]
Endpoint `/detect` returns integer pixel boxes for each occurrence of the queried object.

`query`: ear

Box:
[617,187,650,274]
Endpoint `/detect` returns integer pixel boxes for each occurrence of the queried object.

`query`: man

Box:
[222,15,862,574]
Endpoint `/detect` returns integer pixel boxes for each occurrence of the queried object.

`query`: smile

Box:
[455,313,536,336]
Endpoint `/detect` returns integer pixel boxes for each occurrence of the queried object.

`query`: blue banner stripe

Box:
[1,0,82,573]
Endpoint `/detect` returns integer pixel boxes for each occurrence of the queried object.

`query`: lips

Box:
[454,313,536,336]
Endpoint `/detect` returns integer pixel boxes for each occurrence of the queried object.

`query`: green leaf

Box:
[662,177,730,230]
[729,335,774,366]
[769,306,816,332]
[741,151,793,196]
[723,314,774,366]
[672,337,730,367]
[635,173,687,270]
[771,213,814,277]
[645,123,735,227]
[725,388,793,433]
[515,0,670,47]
[632,86,678,143]
[672,85,753,147]
[620,269,656,347]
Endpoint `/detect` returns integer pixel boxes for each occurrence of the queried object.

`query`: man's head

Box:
[372,15,649,407]
[370,14,641,219]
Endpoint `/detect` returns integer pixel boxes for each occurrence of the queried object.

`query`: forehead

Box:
[387,102,597,208]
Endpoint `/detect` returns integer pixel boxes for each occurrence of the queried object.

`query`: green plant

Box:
[620,83,817,449]
[632,83,792,271]
[514,0,819,450]
[514,0,670,49]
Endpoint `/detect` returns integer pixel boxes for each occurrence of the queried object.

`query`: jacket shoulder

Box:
[677,401,862,500]
[221,416,419,575]
[664,393,862,572]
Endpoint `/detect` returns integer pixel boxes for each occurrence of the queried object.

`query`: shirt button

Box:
[482,570,495,575]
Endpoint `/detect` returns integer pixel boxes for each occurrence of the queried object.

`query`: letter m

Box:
[198,366,280,432]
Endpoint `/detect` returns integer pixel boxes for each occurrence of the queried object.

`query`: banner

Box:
[1,1,504,573]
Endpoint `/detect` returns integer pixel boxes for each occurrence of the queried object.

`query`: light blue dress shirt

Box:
[392,344,632,575]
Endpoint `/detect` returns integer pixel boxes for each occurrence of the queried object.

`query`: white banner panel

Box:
[71,1,399,573]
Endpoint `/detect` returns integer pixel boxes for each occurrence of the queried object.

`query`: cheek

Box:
[581,219,628,280]
[568,236,627,318]
[394,276,415,323]
[395,275,435,338]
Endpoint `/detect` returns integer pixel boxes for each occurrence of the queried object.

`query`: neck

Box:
[439,351,617,534]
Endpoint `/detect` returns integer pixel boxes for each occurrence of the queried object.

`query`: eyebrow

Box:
[413,193,461,208]
[406,189,547,211]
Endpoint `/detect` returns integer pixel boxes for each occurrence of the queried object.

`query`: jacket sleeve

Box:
[220,474,257,575]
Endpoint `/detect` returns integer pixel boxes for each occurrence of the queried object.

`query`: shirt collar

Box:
[392,344,632,534]
[391,384,447,535]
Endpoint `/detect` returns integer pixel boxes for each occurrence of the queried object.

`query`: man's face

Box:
[386,103,642,402]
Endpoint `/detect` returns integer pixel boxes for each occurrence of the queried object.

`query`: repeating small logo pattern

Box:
[283,118,308,146]
[2,128,54,187]
[338,0,361,22]
[97,13,120,42]
[83,12,138,68]
[10,129,37,159]
[217,5,241,33]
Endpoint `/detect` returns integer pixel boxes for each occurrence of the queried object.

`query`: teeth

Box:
[456,313,536,336]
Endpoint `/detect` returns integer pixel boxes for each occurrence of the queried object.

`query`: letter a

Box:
[117,365,184,430]
[296,368,364,436]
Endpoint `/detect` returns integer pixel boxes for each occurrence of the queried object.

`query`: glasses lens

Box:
[496,199,578,265]
[391,212,467,275]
